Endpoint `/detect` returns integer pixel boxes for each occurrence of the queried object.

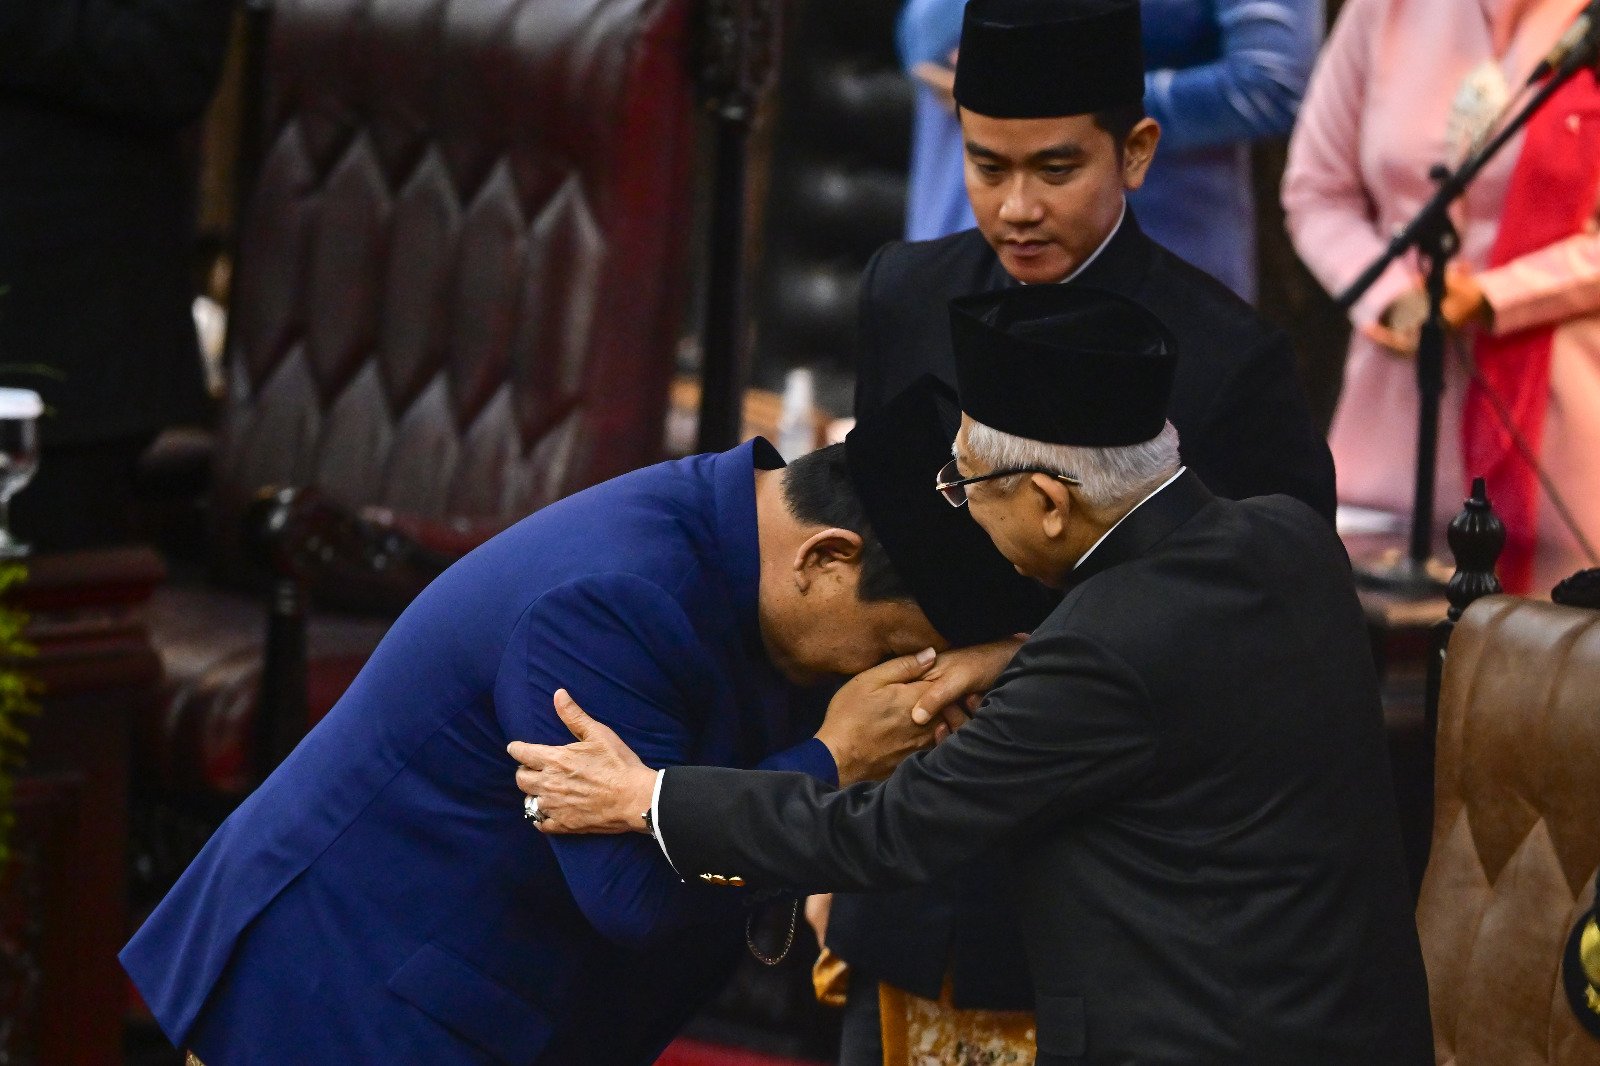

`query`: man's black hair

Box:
[1092,101,1148,150]
[781,443,912,603]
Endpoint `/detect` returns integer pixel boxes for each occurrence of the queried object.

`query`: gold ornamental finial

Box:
[1563,904,1600,1036]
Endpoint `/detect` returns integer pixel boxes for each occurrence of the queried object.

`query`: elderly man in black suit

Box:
[832,0,1340,1052]
[511,286,1432,1066]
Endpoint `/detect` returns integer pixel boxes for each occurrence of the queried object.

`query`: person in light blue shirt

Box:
[899,0,974,242]
[898,0,1322,300]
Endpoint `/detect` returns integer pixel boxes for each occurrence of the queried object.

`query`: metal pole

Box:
[1406,203,1457,574]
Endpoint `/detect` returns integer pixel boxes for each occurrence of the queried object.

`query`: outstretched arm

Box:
[510,648,952,836]
[517,630,1161,895]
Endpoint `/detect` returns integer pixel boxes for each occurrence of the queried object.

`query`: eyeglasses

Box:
[934,458,1081,507]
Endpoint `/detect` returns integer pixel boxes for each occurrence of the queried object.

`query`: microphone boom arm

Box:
[1336,43,1595,312]
[1333,28,1598,585]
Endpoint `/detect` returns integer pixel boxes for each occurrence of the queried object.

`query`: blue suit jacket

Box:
[122,440,836,1064]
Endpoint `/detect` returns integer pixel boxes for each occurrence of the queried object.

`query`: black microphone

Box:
[1527,0,1600,85]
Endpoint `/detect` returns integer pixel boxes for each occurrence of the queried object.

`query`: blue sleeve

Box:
[1143,0,1323,151]
[758,736,837,784]
[896,0,965,69]
[494,573,829,947]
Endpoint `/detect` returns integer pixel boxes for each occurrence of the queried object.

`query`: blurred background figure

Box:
[899,0,972,241]
[0,0,234,551]
[897,0,1323,301]
[1283,0,1600,591]
[1136,0,1322,301]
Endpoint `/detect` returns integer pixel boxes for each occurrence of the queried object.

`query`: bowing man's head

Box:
[945,285,1181,588]
[953,0,1159,285]
[756,377,1055,685]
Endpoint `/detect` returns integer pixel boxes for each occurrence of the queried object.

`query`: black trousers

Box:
[838,966,884,1066]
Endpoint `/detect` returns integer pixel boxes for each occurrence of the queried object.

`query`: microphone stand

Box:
[1336,38,1600,592]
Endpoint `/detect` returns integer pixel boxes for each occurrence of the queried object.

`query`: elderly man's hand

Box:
[508,690,656,835]
[814,649,941,786]
[910,636,1028,737]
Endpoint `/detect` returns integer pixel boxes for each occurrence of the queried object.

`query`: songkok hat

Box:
[845,376,1056,645]
[953,0,1145,119]
[950,285,1177,446]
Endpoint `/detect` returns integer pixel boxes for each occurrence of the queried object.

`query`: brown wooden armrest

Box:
[12,546,167,613]
[7,547,166,698]
[247,488,483,615]
[352,507,507,561]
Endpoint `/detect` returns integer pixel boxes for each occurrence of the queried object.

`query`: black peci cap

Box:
[950,285,1177,446]
[845,376,1057,645]
[953,0,1145,120]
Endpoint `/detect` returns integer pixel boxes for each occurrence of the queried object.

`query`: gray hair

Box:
[962,419,1181,509]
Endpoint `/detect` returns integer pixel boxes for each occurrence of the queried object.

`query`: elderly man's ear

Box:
[791,528,865,592]
[1028,474,1074,539]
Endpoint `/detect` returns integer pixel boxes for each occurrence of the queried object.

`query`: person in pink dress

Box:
[1283,0,1600,591]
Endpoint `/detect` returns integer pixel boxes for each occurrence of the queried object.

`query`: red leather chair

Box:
[142,0,702,802]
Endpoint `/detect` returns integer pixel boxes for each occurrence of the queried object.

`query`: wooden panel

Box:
[0,548,164,1065]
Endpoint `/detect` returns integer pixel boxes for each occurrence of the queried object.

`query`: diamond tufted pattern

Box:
[210,0,697,577]
[1418,596,1600,1065]
[144,0,700,795]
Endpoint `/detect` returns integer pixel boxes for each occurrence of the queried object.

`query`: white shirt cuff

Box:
[650,768,682,879]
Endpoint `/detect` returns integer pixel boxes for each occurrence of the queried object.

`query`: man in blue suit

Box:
[123,379,1049,1064]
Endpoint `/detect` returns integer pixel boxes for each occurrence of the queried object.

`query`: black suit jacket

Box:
[834,214,1340,1007]
[854,215,1335,521]
[0,0,230,445]
[658,474,1432,1065]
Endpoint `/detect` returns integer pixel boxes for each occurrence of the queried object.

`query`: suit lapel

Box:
[1064,470,1213,591]
[981,239,1015,291]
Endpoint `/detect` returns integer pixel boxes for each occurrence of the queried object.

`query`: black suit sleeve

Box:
[657,630,1160,893]
[1186,328,1338,524]
[0,0,235,127]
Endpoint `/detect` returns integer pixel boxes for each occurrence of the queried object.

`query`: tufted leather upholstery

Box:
[145,0,701,795]
[1418,595,1600,1065]
[210,0,697,577]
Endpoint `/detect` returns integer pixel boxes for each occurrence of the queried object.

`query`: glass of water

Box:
[0,389,42,558]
